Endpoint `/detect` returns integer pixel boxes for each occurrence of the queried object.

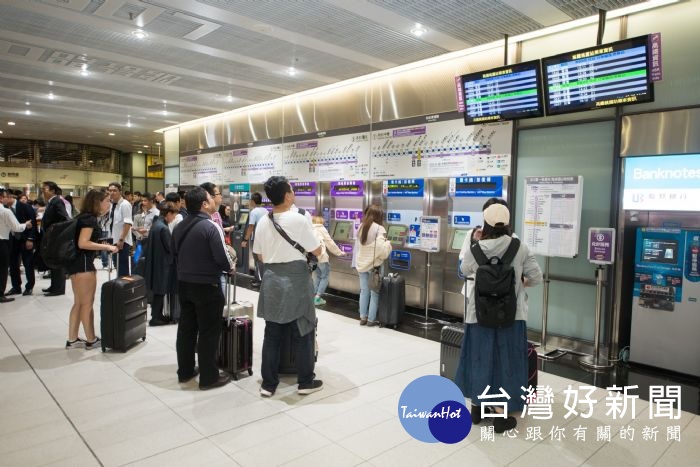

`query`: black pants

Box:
[10,238,35,291]
[176,281,224,386]
[0,240,10,296]
[151,293,165,321]
[261,320,315,391]
[49,267,66,294]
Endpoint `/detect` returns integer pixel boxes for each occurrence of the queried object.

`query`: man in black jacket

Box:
[173,187,235,390]
[41,181,69,296]
[6,190,37,296]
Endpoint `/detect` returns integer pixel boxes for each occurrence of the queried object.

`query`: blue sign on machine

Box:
[453,215,472,225]
[390,250,411,271]
[230,183,250,192]
[451,176,503,197]
[385,179,425,197]
[388,212,401,221]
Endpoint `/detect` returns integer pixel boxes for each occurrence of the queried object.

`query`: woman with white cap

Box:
[456,202,542,434]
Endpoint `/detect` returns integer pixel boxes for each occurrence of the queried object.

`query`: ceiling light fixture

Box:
[80,63,89,77]
[131,29,148,39]
[25,110,31,116]
[286,67,297,77]
[410,23,427,37]
[25,101,30,106]
[126,115,132,128]
[108,132,115,136]
[226,94,234,103]
[155,142,161,146]
[143,145,148,148]
[137,150,143,154]
[0,130,3,134]
[48,92,54,100]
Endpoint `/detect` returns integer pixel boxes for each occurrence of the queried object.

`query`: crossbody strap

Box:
[267,211,308,256]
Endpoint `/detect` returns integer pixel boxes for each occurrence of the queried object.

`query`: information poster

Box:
[180,152,223,186]
[370,117,512,179]
[283,133,370,182]
[522,176,583,258]
[420,216,441,252]
[222,144,283,183]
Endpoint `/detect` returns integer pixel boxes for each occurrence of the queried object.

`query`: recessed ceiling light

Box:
[108,132,115,136]
[8,122,16,126]
[226,94,234,103]
[48,92,55,100]
[155,142,161,146]
[143,145,148,148]
[25,110,31,115]
[25,101,30,106]
[0,130,3,134]
[80,64,89,77]
[286,67,297,76]
[410,23,427,37]
[137,150,143,154]
[131,29,148,39]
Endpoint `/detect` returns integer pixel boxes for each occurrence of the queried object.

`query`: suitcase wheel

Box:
[142,336,146,341]
[233,373,239,381]
[248,369,253,376]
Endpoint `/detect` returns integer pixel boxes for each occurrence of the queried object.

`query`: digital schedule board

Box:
[461,60,544,125]
[543,35,654,115]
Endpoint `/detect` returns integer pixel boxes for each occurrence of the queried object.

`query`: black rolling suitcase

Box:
[377,273,405,329]
[278,318,318,374]
[100,268,148,352]
[440,325,464,382]
[218,274,254,380]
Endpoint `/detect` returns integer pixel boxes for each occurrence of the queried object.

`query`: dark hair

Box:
[142,191,155,202]
[199,182,217,197]
[359,204,384,245]
[134,191,142,196]
[124,190,132,196]
[159,205,179,216]
[43,181,60,194]
[64,194,74,205]
[108,182,122,192]
[185,186,208,213]
[218,204,230,218]
[0,188,7,196]
[165,192,180,203]
[81,189,108,217]
[251,192,262,205]
[264,176,291,206]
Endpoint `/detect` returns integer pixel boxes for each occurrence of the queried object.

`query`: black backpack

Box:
[470,238,520,328]
[41,218,79,269]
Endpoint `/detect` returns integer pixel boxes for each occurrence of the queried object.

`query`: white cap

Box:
[483,203,510,227]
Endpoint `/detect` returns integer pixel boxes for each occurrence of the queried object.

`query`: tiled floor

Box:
[0,269,697,466]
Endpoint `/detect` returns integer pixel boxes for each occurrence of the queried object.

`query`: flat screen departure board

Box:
[543,35,654,115]
[461,60,544,125]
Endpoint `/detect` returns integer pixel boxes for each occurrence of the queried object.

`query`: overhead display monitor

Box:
[461,60,544,125]
[543,35,654,115]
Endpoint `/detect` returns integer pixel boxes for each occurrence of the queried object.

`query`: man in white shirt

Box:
[108,182,134,277]
[0,189,32,303]
[253,176,323,398]
[241,192,269,287]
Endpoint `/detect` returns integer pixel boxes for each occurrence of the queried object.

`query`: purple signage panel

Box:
[232,149,248,156]
[349,210,363,220]
[649,32,662,82]
[330,180,364,197]
[393,126,426,138]
[291,181,317,196]
[454,75,465,112]
[296,141,318,149]
[339,243,354,258]
[588,228,616,265]
[334,210,349,220]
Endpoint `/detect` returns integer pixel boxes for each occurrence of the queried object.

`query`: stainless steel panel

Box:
[224,108,284,145]
[370,48,508,122]
[620,108,700,157]
[282,83,372,137]
[427,178,448,312]
[179,119,224,152]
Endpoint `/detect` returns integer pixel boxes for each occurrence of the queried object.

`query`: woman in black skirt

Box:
[65,190,118,349]
[456,203,542,433]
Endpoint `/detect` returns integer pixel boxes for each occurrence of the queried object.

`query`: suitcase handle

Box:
[224,272,237,318]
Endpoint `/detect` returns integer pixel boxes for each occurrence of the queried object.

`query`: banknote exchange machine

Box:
[320,180,368,295]
[443,176,508,318]
[229,183,251,273]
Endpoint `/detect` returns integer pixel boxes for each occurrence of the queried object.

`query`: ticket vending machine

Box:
[374,178,430,309]
[443,176,508,317]
[320,180,367,294]
[630,227,700,376]
[291,181,319,216]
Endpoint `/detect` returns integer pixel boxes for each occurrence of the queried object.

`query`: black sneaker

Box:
[493,416,517,433]
[471,404,494,425]
[298,380,323,395]
[65,338,85,349]
[85,337,101,350]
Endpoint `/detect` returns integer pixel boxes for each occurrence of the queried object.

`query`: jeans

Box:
[358,271,380,322]
[176,281,225,386]
[313,262,330,296]
[113,247,131,277]
[100,250,109,268]
[261,320,315,391]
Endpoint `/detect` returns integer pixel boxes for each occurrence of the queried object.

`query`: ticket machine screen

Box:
[332,221,354,242]
[451,229,470,251]
[387,224,409,247]
[237,211,249,226]
[641,238,679,264]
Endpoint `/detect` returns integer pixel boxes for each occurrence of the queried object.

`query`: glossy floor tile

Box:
[0,269,696,466]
